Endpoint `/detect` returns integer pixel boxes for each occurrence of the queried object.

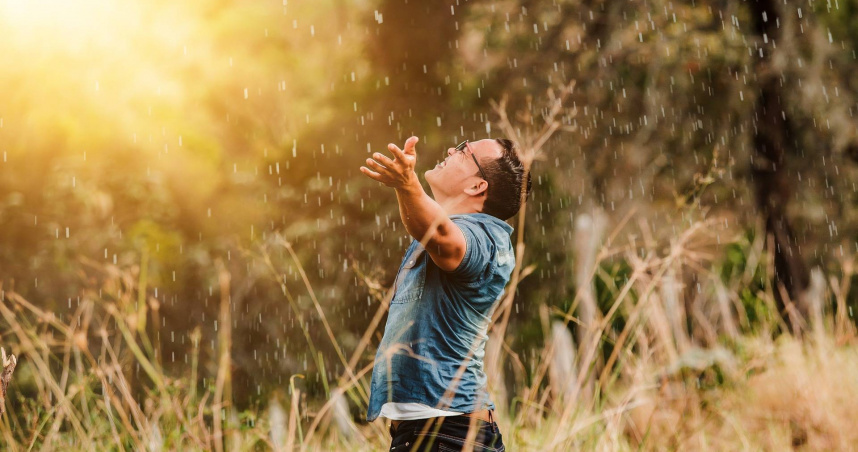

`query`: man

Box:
[359,135,531,451]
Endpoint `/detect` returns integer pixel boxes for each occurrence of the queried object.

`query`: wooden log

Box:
[0,347,17,416]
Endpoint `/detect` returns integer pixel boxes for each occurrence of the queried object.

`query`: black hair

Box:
[479,138,533,220]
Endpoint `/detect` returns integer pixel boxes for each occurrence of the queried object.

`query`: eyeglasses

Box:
[454,140,488,180]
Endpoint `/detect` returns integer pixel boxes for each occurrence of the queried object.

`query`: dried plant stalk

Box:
[485,80,577,412]
[548,321,578,405]
[0,347,17,416]
[286,375,303,452]
[573,211,605,403]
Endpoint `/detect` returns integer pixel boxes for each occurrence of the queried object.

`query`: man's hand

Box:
[359,135,465,271]
[360,136,419,189]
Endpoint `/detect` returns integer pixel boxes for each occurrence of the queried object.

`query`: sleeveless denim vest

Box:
[366,213,515,422]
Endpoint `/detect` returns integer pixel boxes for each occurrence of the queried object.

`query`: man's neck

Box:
[436,196,482,216]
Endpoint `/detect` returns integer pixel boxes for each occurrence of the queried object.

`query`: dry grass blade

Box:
[0,347,16,417]
[269,395,287,452]
[213,263,233,452]
[286,375,303,452]
[548,322,578,406]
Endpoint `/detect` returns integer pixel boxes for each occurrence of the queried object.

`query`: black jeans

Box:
[388,415,505,452]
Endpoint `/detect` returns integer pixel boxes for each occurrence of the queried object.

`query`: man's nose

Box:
[447,148,455,156]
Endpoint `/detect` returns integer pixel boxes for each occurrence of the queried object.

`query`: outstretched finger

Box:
[359,166,385,183]
[402,136,418,155]
[387,142,406,161]
[372,152,396,167]
[365,157,393,174]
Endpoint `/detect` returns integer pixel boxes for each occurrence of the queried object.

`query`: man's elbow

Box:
[428,244,465,272]
[426,223,466,271]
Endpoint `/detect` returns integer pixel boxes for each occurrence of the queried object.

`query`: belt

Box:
[390,409,494,430]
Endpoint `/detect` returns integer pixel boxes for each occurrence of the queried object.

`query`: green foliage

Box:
[718,231,777,332]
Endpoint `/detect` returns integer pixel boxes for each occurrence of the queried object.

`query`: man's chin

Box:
[424,169,438,194]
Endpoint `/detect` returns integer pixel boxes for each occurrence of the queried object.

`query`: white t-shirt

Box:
[379,402,463,420]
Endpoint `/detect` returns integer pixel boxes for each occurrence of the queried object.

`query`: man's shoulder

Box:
[448,214,515,276]
[449,213,513,242]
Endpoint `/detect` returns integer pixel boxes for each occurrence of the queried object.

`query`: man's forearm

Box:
[394,179,454,247]
[359,136,466,270]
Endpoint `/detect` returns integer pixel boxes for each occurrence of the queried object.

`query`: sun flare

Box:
[0,0,138,45]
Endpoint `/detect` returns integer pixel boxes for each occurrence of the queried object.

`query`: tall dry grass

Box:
[0,210,857,451]
[0,261,268,451]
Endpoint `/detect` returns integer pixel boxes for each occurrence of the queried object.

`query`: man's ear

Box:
[464,179,488,197]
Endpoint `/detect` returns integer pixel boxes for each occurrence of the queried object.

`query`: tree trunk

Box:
[749,0,810,333]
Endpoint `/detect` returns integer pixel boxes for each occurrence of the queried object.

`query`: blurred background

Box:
[2,0,858,449]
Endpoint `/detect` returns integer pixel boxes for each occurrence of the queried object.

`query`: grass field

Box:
[1,215,856,451]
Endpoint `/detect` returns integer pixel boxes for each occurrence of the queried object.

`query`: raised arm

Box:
[359,136,466,272]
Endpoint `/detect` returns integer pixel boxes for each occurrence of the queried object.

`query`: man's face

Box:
[425,139,502,200]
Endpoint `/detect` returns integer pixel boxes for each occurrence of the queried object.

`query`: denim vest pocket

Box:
[391,247,426,304]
